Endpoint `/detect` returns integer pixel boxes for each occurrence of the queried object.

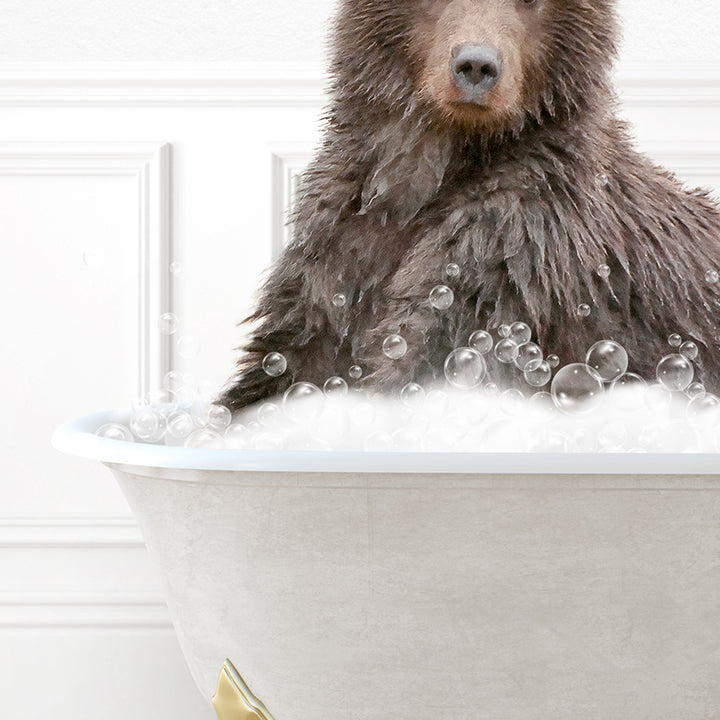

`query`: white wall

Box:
[1,0,720,68]
[1,2,720,719]
[0,0,336,63]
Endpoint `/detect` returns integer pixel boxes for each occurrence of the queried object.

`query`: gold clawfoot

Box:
[212,659,276,720]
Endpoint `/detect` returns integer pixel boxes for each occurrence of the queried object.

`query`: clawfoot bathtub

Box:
[53,408,720,719]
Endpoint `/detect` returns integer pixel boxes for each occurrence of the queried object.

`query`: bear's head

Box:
[330,0,619,133]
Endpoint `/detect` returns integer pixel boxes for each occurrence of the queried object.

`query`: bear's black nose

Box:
[450,43,503,95]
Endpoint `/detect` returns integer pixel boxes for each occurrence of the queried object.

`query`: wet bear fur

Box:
[219,0,720,410]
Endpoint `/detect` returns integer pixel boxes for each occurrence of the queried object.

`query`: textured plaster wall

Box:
[0,0,718,68]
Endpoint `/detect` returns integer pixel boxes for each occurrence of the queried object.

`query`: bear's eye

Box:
[518,0,538,6]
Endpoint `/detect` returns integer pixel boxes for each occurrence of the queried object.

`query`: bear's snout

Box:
[450,43,503,98]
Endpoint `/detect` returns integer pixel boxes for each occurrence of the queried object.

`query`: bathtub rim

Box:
[52,407,720,476]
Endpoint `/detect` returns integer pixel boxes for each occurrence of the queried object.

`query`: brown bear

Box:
[219,0,720,411]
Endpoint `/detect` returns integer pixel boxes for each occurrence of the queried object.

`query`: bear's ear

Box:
[359,117,455,226]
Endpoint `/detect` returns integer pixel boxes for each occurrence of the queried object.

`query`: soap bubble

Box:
[585,340,628,383]
[597,264,611,278]
[130,409,164,441]
[177,335,201,359]
[349,365,363,380]
[206,404,232,431]
[145,388,178,417]
[171,382,197,404]
[401,382,426,407]
[680,341,699,361]
[577,303,592,318]
[332,293,346,308]
[163,370,190,392]
[169,261,184,277]
[706,270,719,284]
[500,389,525,416]
[444,347,486,389]
[224,423,248,449]
[686,382,705,399]
[524,361,552,387]
[645,383,673,412]
[323,376,349,397]
[382,334,408,360]
[656,354,694,392]
[610,373,647,411]
[190,401,212,428]
[165,411,194,440]
[546,354,560,368]
[687,393,720,422]
[158,312,179,335]
[283,382,324,423]
[469,330,493,355]
[498,324,511,338]
[596,173,609,187]
[529,391,554,413]
[445,263,460,278]
[668,333,682,348]
[131,395,151,413]
[494,338,519,364]
[96,423,133,442]
[257,403,281,427]
[262,352,287,377]
[551,363,604,414]
[185,428,225,449]
[514,342,543,372]
[508,322,532,346]
[429,285,454,310]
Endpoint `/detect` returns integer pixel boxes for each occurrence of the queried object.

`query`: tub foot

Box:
[212,659,276,720]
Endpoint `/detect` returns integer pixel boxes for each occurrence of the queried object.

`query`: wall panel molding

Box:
[0,142,172,398]
[0,514,142,548]
[271,147,314,255]
[0,593,171,630]
[267,144,720,250]
[635,142,720,199]
[641,142,720,175]
[0,515,171,630]
[0,62,329,107]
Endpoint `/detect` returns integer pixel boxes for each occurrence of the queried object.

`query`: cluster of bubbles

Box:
[156,311,202,360]
[96,370,238,449]
[97,321,720,454]
[94,259,720,454]
[236,328,719,452]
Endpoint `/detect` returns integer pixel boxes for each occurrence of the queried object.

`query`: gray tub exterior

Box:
[55,409,720,719]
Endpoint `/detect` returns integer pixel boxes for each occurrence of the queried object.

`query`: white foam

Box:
[193,385,720,453]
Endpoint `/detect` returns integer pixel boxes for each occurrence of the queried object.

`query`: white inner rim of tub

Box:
[52,407,720,475]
